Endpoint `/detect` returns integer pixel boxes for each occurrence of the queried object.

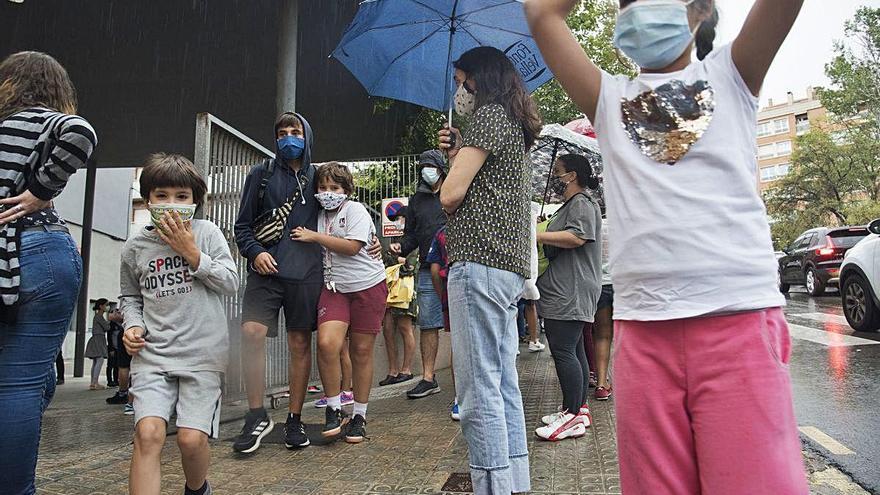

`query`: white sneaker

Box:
[578,405,593,428]
[535,412,586,441]
[542,405,591,425]
[541,406,565,426]
[528,340,545,352]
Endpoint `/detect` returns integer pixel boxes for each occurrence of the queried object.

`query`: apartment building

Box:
[757,87,826,192]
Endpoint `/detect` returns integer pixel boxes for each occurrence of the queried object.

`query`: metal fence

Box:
[193,113,425,401]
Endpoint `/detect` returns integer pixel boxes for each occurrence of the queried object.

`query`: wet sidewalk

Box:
[36,344,867,494]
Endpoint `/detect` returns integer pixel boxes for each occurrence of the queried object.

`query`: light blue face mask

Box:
[613,0,699,71]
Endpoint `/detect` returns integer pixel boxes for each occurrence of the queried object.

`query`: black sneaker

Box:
[344,414,367,444]
[284,415,310,449]
[406,379,440,399]
[322,407,348,437]
[232,409,274,454]
[106,391,128,404]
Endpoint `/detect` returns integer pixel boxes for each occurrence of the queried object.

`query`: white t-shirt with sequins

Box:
[594,44,784,321]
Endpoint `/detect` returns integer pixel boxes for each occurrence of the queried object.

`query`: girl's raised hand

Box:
[291,226,317,243]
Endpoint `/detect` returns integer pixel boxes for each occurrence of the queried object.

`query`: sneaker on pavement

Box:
[378,374,398,386]
[541,406,565,426]
[314,396,328,408]
[528,340,546,352]
[232,410,274,454]
[307,385,321,394]
[391,373,414,384]
[184,480,213,495]
[450,401,460,421]
[322,407,349,437]
[284,415,310,449]
[123,403,134,415]
[594,386,612,401]
[406,379,440,399]
[578,404,593,428]
[106,391,128,404]
[535,412,586,441]
[341,391,354,406]
[588,371,598,388]
[344,414,367,444]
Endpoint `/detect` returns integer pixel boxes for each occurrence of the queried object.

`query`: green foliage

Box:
[767,7,880,249]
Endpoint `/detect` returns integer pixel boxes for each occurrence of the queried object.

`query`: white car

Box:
[839,219,880,332]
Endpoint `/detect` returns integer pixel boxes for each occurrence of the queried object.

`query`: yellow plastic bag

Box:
[386,264,415,309]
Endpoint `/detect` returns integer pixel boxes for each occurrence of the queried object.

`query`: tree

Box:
[767,7,880,249]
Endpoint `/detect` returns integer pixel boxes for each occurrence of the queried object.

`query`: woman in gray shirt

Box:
[534,154,602,442]
[85,298,110,389]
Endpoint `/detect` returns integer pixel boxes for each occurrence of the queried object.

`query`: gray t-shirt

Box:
[119,220,240,373]
[537,193,603,322]
[318,200,386,293]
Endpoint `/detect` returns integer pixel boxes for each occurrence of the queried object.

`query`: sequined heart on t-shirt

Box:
[620,79,715,165]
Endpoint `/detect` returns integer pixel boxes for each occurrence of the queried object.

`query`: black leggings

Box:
[544,319,591,413]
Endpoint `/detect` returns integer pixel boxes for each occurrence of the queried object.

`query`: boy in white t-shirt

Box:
[527,0,808,493]
[291,162,387,444]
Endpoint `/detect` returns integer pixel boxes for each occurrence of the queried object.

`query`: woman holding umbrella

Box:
[438,46,542,495]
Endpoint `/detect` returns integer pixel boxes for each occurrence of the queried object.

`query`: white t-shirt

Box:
[317,200,386,293]
[594,44,784,321]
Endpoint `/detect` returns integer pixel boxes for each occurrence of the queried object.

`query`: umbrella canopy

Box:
[331,0,554,113]
[564,117,597,138]
[530,124,603,212]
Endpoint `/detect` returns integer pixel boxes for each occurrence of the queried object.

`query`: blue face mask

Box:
[613,0,698,71]
[277,135,305,161]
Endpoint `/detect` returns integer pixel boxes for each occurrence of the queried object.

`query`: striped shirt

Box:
[0,107,97,314]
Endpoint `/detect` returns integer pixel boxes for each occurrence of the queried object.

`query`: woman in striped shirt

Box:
[0,51,97,495]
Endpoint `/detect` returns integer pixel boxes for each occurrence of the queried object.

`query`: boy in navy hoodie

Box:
[233,112,321,452]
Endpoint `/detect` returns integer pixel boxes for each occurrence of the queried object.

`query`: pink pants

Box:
[613,308,809,495]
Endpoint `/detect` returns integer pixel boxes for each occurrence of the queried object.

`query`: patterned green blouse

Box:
[447,103,531,277]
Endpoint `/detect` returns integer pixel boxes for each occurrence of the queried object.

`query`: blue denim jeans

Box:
[0,232,82,495]
[448,261,528,495]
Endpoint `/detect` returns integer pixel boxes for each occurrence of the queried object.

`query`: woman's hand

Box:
[157,212,201,270]
[291,226,318,243]
[438,124,463,160]
[0,190,52,225]
[123,327,146,355]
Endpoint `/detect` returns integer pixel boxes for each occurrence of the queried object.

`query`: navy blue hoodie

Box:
[234,113,322,283]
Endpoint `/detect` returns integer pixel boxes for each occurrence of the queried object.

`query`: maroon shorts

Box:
[317,281,388,335]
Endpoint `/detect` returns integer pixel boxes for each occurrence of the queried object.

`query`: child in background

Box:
[121,153,239,495]
[292,162,387,443]
[425,225,458,419]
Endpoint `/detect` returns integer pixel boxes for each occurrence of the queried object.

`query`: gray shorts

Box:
[130,370,222,438]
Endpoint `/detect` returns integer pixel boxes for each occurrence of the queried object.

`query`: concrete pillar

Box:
[276,0,298,115]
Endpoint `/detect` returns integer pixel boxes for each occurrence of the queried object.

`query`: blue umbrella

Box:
[331,0,553,118]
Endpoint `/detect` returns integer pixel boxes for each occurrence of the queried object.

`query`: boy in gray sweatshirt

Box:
[120,153,239,495]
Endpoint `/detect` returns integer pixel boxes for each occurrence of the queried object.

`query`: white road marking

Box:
[788,323,880,347]
[799,426,855,455]
[792,312,851,326]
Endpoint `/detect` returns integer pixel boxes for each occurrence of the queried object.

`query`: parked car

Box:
[778,226,870,296]
[839,219,880,332]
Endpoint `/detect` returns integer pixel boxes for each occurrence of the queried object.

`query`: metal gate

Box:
[193,113,427,401]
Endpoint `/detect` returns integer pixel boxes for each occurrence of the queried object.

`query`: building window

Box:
[758,141,793,159]
[757,117,790,137]
[777,140,792,155]
[796,114,810,135]
[760,163,791,183]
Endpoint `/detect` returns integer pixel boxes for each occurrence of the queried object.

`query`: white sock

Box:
[454,396,459,405]
[353,401,368,418]
[327,393,342,411]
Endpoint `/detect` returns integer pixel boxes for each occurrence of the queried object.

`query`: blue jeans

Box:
[0,232,82,495]
[448,261,528,495]
[516,298,527,339]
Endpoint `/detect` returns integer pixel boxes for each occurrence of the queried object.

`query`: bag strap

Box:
[254,158,275,214]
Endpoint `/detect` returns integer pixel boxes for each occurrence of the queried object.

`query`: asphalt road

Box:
[784,288,880,494]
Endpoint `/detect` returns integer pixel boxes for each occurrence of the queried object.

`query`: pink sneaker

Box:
[341,390,354,406]
[594,386,612,401]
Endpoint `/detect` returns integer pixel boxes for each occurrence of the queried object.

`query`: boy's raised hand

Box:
[158,211,201,269]
[123,326,146,355]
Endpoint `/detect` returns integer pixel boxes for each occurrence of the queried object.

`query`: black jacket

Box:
[233,113,322,283]
[399,184,446,266]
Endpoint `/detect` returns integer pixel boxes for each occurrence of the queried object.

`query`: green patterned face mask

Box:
[148,203,196,229]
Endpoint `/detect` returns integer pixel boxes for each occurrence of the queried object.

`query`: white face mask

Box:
[315,191,347,210]
[421,167,441,187]
[454,83,476,117]
[148,203,196,229]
